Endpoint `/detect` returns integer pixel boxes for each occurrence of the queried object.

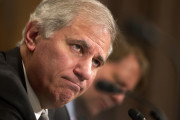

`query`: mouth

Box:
[99,98,114,110]
[99,99,108,109]
[61,76,82,91]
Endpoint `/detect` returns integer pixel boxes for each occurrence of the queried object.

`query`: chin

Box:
[47,98,69,109]
[57,89,75,105]
[47,85,78,108]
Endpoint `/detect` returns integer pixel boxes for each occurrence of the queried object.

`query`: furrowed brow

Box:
[76,39,105,66]
[67,38,105,65]
[76,40,90,50]
[67,38,90,49]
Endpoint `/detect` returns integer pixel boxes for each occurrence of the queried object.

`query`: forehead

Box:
[67,16,111,58]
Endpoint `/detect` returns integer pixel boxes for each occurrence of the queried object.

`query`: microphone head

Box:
[128,108,146,120]
[95,80,124,94]
[150,111,160,120]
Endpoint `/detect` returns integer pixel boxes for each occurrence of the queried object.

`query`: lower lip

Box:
[62,78,80,93]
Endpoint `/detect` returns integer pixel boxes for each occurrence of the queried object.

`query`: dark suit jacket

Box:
[0,47,70,120]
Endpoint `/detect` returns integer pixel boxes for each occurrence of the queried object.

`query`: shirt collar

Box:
[22,61,44,119]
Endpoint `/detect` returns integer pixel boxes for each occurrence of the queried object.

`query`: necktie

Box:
[39,110,49,120]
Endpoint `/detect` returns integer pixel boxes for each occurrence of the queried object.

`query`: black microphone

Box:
[128,108,146,120]
[150,110,162,120]
[95,80,124,94]
[127,92,167,120]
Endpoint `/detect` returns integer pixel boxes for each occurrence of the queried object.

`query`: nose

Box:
[110,94,125,104]
[73,59,92,81]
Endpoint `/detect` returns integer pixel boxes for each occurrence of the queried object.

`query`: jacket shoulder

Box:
[0,59,36,120]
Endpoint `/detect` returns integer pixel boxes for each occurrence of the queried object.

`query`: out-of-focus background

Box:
[0,0,179,120]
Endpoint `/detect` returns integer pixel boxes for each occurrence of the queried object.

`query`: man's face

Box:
[81,54,141,115]
[24,17,111,108]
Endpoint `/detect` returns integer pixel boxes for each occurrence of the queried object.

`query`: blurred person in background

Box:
[65,36,149,120]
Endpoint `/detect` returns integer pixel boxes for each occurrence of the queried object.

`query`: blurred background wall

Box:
[0,0,179,120]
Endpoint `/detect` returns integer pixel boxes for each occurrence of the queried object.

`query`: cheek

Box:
[41,41,74,70]
[48,80,77,106]
[45,49,76,77]
[82,84,98,101]
[96,65,114,80]
[86,72,97,89]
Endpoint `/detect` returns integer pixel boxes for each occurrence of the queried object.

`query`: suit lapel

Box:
[0,47,36,120]
[5,47,27,91]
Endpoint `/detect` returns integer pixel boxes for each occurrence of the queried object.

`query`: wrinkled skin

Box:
[21,16,111,109]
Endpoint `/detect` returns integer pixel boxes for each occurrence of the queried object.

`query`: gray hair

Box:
[18,0,118,55]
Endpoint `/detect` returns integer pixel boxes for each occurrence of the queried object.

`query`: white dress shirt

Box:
[22,62,48,120]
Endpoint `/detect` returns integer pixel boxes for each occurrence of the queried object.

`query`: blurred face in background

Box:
[81,53,141,116]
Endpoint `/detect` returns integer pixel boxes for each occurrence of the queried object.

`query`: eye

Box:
[72,44,83,54]
[92,59,101,68]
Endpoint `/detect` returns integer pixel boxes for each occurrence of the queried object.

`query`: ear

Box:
[24,21,39,52]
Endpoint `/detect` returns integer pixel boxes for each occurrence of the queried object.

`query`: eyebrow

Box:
[76,39,90,50]
[77,40,105,66]
[67,38,105,65]
[78,40,105,65]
